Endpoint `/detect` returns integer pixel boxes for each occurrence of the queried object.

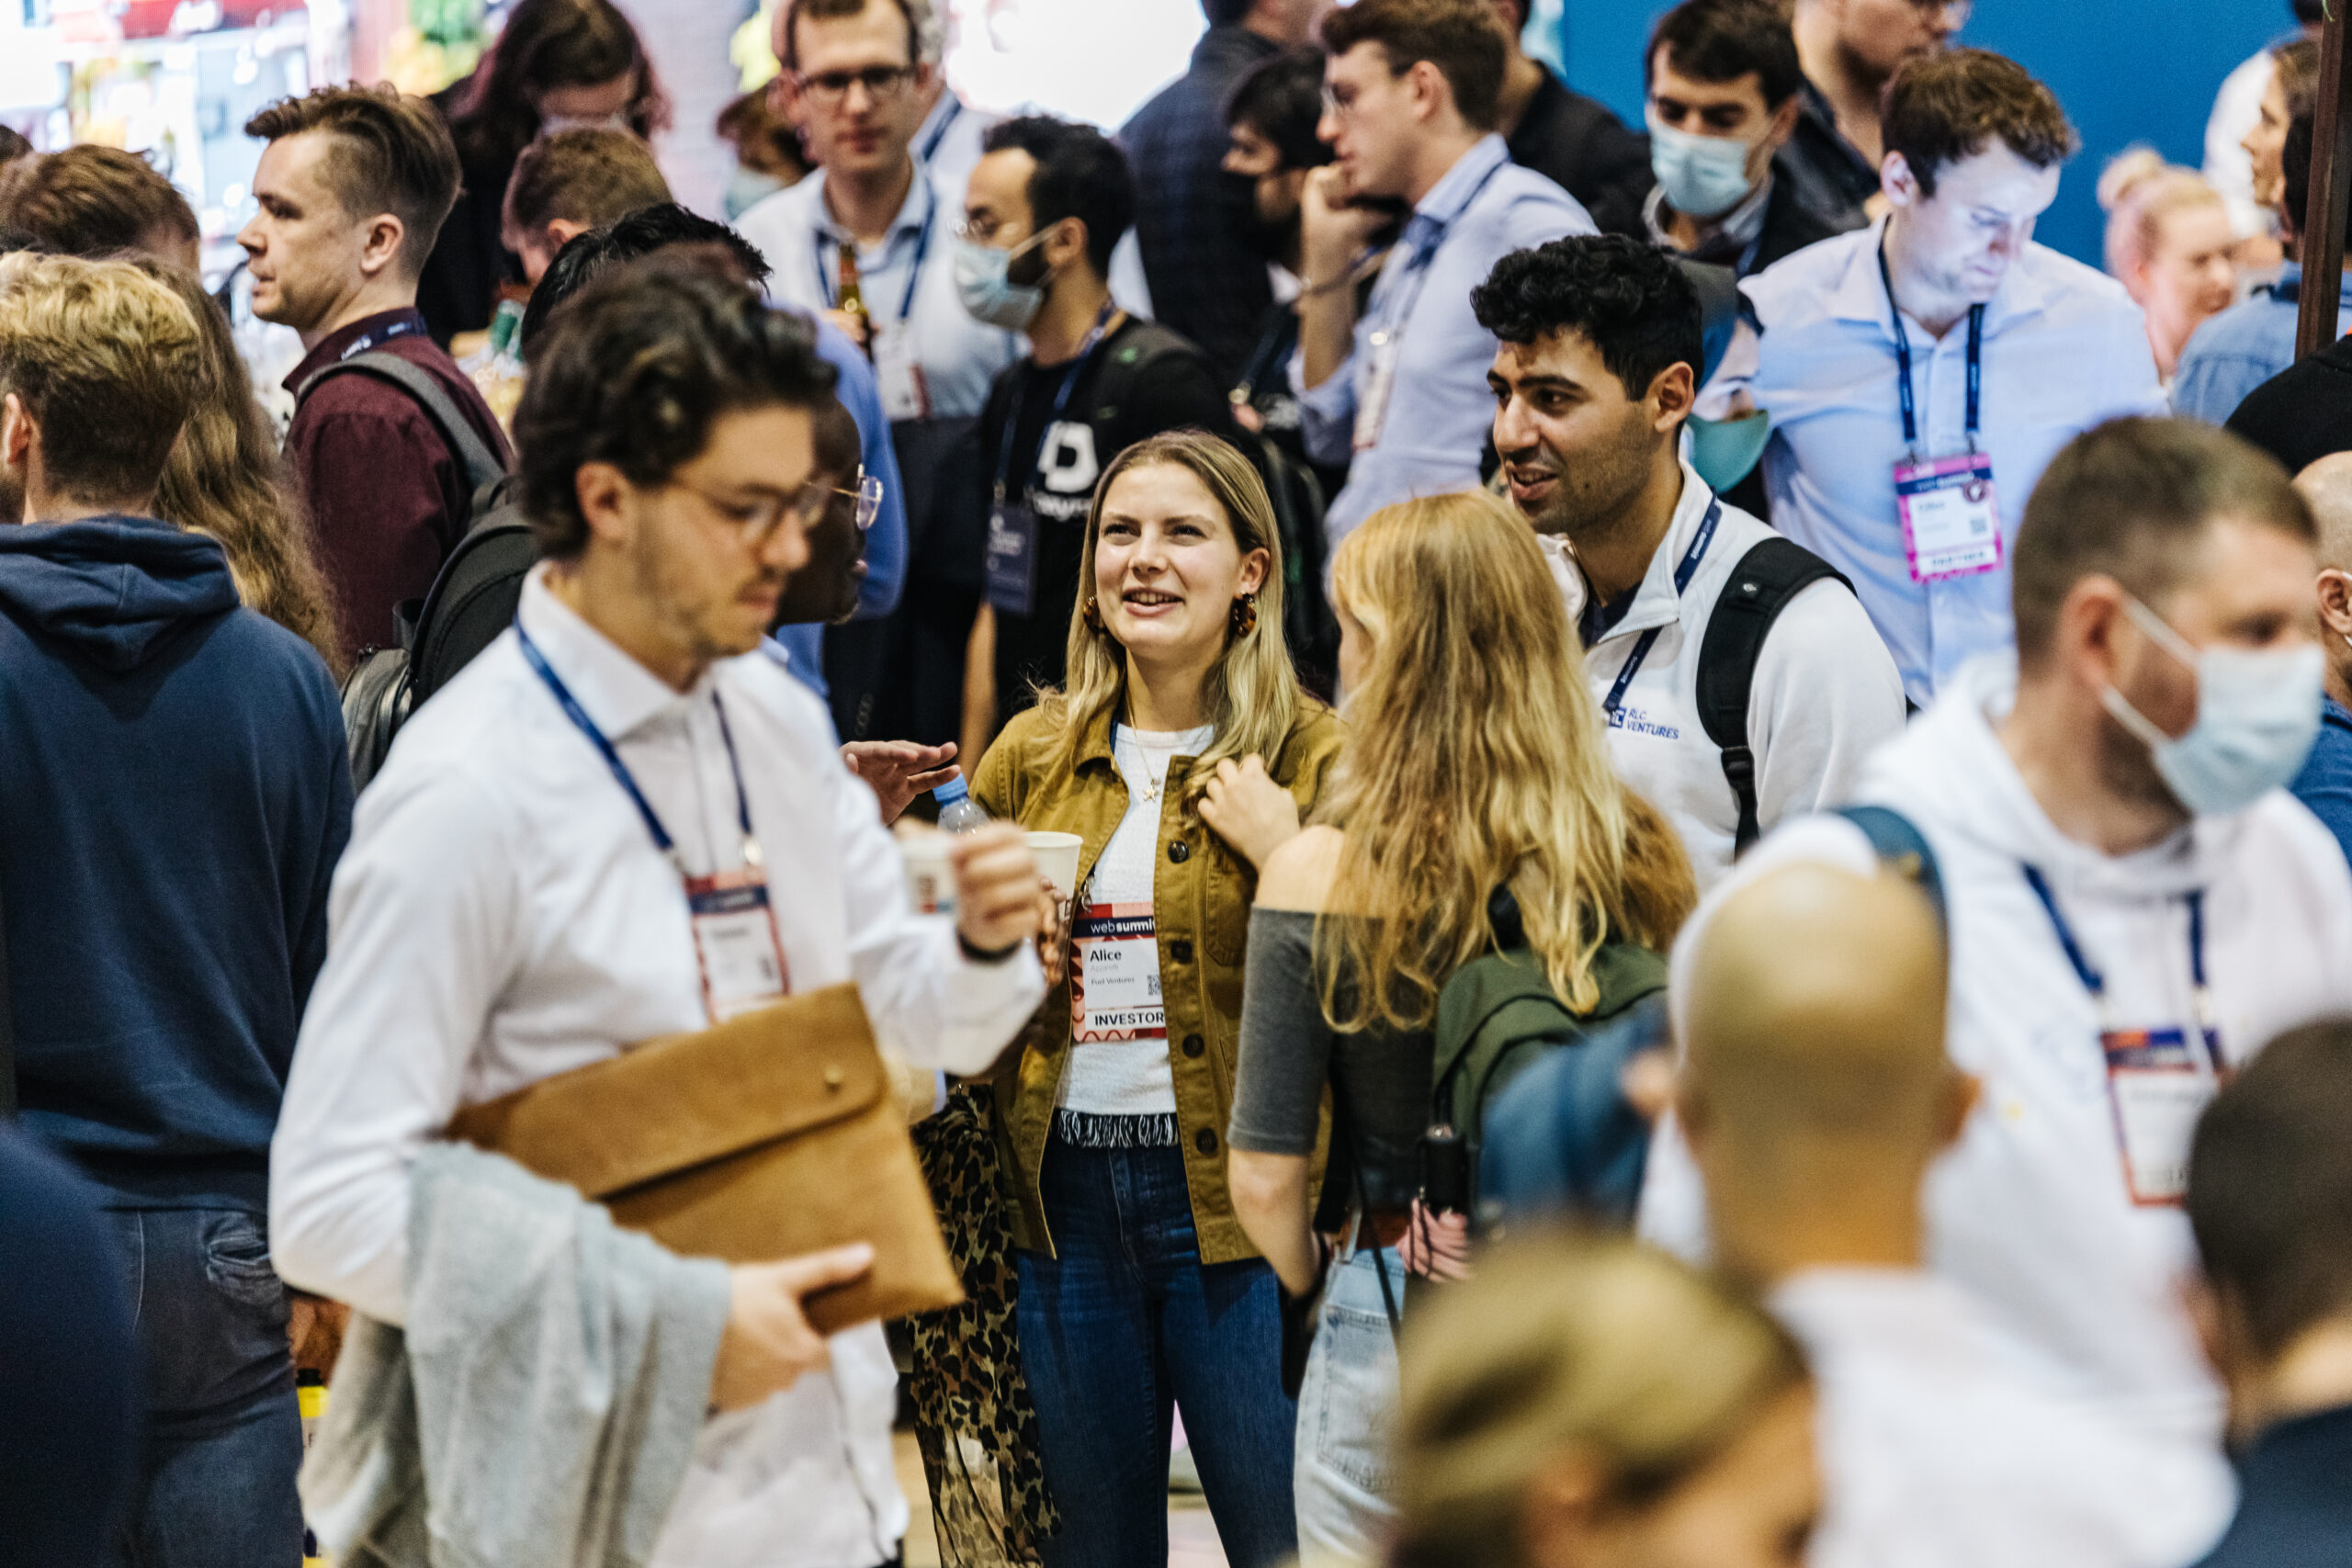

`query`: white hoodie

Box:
[1642,654,2352,1450]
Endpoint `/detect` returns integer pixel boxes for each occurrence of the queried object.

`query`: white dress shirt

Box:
[740,162,1022,421]
[1293,134,1592,546]
[1566,458,1906,887]
[1734,220,2165,705]
[1776,1268,2233,1568]
[271,567,1044,1568]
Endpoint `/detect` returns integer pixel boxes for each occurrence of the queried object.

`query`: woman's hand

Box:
[1398,1200,1473,1282]
[1200,755,1301,872]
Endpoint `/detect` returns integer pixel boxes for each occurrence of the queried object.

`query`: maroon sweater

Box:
[281,308,513,667]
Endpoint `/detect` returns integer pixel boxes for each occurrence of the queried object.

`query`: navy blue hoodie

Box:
[0,517,352,1212]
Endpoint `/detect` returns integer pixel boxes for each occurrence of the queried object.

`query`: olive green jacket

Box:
[971,699,1345,1264]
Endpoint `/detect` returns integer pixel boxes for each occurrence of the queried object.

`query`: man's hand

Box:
[842,740,960,824]
[951,822,1042,956]
[1300,166,1387,283]
[1199,755,1302,871]
[709,1244,875,1413]
[1398,1200,1473,1282]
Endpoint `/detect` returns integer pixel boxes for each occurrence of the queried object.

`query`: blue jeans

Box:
[1015,1139,1298,1568]
[1293,1246,1401,1567]
[101,1207,304,1568]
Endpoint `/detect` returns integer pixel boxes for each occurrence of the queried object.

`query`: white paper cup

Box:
[900,834,954,915]
[1025,830,1084,903]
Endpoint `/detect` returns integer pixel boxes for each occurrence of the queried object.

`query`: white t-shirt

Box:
[1056,723,1213,1122]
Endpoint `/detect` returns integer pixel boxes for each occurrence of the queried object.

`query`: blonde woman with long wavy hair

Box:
[1226,489,1696,1565]
[964,428,1343,1566]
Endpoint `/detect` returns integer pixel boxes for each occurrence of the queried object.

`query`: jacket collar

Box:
[1075,702,1120,770]
[515,562,718,742]
[1583,456,1718,645]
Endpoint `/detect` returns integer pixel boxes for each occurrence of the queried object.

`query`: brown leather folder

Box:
[445,982,963,1335]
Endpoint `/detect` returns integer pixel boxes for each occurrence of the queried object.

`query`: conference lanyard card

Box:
[873,322,932,423]
[2101,1026,2220,1207]
[1352,330,1399,453]
[1069,901,1164,1043]
[984,502,1038,616]
[686,868,792,1022]
[1894,452,2001,583]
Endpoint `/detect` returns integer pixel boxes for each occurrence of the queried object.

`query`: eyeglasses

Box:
[675,478,831,549]
[835,468,884,532]
[794,64,915,106]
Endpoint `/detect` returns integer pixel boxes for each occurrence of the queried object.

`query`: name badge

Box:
[685,868,792,1021]
[1352,328,1398,453]
[1069,901,1163,1043]
[872,321,931,423]
[1894,452,2001,582]
[2102,1026,2222,1207]
[984,502,1037,616]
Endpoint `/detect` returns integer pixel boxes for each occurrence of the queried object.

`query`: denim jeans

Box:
[101,1207,304,1568]
[1015,1138,1298,1568]
[1293,1245,1401,1568]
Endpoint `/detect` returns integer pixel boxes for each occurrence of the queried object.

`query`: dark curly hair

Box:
[1470,235,1704,404]
[514,256,837,560]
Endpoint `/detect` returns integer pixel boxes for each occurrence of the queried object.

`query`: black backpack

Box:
[298,351,526,790]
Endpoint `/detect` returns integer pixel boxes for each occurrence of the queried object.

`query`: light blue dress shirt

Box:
[1291,134,1593,545]
[1740,219,2165,705]
[739,164,1023,421]
[2173,264,2352,425]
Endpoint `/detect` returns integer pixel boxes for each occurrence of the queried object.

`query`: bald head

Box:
[2296,453,2352,575]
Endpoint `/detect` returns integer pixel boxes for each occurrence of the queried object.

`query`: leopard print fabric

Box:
[909,1084,1060,1565]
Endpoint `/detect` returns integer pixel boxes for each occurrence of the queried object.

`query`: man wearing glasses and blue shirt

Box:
[1293,0,1591,548]
[1714,49,2164,705]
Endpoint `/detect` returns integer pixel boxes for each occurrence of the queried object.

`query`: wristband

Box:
[958,930,1023,964]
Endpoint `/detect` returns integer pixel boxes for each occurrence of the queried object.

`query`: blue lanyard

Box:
[1878,234,1983,456]
[918,96,960,164]
[515,625,759,872]
[993,299,1121,502]
[1373,154,1508,346]
[1600,497,1723,716]
[2020,864,2221,1064]
[816,199,934,325]
[336,311,424,360]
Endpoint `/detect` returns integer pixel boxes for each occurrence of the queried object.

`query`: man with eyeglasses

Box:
[271,255,1047,1568]
[1782,0,1966,230]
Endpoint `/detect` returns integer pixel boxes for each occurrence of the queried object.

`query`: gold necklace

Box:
[1123,731,1186,806]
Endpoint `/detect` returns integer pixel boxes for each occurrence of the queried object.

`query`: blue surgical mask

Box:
[953,231,1049,331]
[2099,595,2324,817]
[723,165,789,222]
[1646,116,1758,222]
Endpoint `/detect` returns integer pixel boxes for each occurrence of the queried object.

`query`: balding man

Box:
[2290,452,2352,865]
[1679,863,2233,1568]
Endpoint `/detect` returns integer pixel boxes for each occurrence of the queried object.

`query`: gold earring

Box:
[1230,592,1259,638]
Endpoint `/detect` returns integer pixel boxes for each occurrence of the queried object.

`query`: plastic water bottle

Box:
[934,776,990,834]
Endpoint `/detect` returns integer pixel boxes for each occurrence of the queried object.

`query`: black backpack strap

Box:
[1832,805,1948,931]
[1695,536,1852,857]
[297,349,507,496]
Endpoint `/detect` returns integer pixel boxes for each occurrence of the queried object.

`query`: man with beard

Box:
[1475,233,1903,884]
[1783,0,1962,229]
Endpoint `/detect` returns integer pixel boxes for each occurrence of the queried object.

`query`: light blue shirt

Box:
[2173,263,2352,425]
[1291,134,1592,544]
[739,163,1022,421]
[1739,219,2165,705]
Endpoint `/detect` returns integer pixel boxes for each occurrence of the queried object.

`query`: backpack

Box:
[1694,536,1854,857]
[297,351,526,791]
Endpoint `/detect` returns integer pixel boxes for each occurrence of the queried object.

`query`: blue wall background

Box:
[1555,0,2302,266]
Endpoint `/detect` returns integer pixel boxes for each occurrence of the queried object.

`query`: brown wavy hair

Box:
[130,258,343,675]
[1317,491,1694,1032]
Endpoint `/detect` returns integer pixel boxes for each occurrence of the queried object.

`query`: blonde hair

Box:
[2099,146,2225,281]
[1034,430,1312,803]
[0,252,200,503]
[130,257,345,676]
[1393,1230,1811,1568]
[1317,491,1695,1032]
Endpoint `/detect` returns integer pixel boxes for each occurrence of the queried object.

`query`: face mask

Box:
[2099,595,2324,817]
[953,231,1051,331]
[1646,117,1758,222]
[1687,410,1772,491]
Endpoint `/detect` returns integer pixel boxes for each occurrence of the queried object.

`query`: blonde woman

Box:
[1391,1231,1818,1568]
[968,428,1343,1566]
[1226,491,1696,1564]
[2098,150,2235,383]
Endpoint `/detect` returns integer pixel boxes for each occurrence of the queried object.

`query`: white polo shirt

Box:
[1734,220,2165,705]
[272,567,1045,1568]
[1641,654,2352,1449]
[1557,458,1906,888]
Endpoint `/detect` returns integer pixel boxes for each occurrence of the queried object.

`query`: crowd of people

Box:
[7,1,2352,1567]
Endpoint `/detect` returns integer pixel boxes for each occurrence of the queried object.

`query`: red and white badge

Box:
[1069,901,1163,1043]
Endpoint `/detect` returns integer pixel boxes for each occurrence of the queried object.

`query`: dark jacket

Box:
[1777,78,1879,236]
[1506,66,1654,238]
[414,82,519,344]
[2194,1404,2352,1567]
[1653,162,1853,278]
[0,517,353,1211]
[2225,333,2352,477]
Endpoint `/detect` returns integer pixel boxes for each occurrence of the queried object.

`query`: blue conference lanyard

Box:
[515,625,761,872]
[1372,154,1509,351]
[1878,235,1983,458]
[918,96,960,164]
[2019,863,2222,1067]
[816,199,935,324]
[1600,496,1724,716]
[992,298,1122,502]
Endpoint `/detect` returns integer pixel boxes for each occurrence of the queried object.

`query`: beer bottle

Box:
[836,243,871,355]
